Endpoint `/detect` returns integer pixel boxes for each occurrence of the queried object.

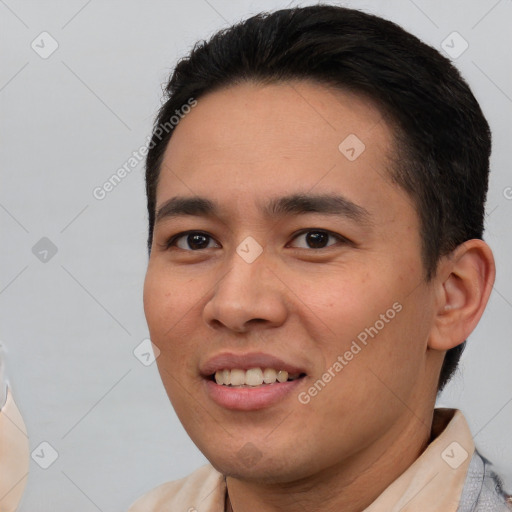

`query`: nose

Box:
[202,249,288,334]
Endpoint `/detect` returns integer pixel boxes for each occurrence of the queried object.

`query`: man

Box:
[129,5,511,511]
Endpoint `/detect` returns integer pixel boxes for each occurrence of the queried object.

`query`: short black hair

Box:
[144,5,492,392]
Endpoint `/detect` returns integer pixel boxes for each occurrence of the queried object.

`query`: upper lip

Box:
[200,352,307,376]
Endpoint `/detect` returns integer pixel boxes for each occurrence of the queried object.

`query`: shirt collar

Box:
[363,408,474,512]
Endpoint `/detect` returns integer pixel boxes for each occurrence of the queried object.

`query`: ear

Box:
[428,239,495,351]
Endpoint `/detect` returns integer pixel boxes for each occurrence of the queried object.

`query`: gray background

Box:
[1,0,511,510]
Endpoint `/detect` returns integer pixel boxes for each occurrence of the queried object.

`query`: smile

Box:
[213,368,304,386]
[200,352,308,410]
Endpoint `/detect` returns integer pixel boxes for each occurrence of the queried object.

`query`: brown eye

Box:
[305,231,329,248]
[167,231,220,250]
[290,230,341,249]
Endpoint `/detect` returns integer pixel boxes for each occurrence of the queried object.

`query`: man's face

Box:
[143,81,440,482]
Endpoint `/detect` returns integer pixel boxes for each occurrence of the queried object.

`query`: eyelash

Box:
[163,229,351,251]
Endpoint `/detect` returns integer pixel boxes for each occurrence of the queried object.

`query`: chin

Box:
[207,448,312,484]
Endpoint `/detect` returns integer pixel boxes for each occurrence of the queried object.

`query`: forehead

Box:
[156,80,401,218]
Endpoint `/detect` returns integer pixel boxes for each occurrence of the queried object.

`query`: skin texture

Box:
[143,81,495,512]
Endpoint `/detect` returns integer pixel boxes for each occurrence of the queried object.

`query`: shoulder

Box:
[127,464,225,511]
[459,449,512,511]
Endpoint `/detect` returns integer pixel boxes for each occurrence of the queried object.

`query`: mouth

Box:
[200,352,308,410]
[208,368,307,387]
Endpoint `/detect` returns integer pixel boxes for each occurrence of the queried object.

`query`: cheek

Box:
[143,269,167,333]
[143,266,204,372]
[300,266,428,389]
[296,268,393,343]
[143,264,193,331]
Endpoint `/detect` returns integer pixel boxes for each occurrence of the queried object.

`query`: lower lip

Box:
[204,377,304,411]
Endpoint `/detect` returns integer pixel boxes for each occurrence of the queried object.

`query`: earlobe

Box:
[428,239,495,352]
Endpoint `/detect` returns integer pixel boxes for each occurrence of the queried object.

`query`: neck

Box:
[225,409,435,512]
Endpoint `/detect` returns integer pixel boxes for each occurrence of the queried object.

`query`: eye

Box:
[163,229,349,251]
[166,231,220,251]
[289,229,347,249]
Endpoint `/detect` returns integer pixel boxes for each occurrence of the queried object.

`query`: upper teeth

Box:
[214,368,300,386]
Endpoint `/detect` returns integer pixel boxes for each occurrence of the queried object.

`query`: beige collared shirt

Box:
[129,408,475,511]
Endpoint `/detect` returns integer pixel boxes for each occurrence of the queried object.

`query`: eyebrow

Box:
[155,193,372,225]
